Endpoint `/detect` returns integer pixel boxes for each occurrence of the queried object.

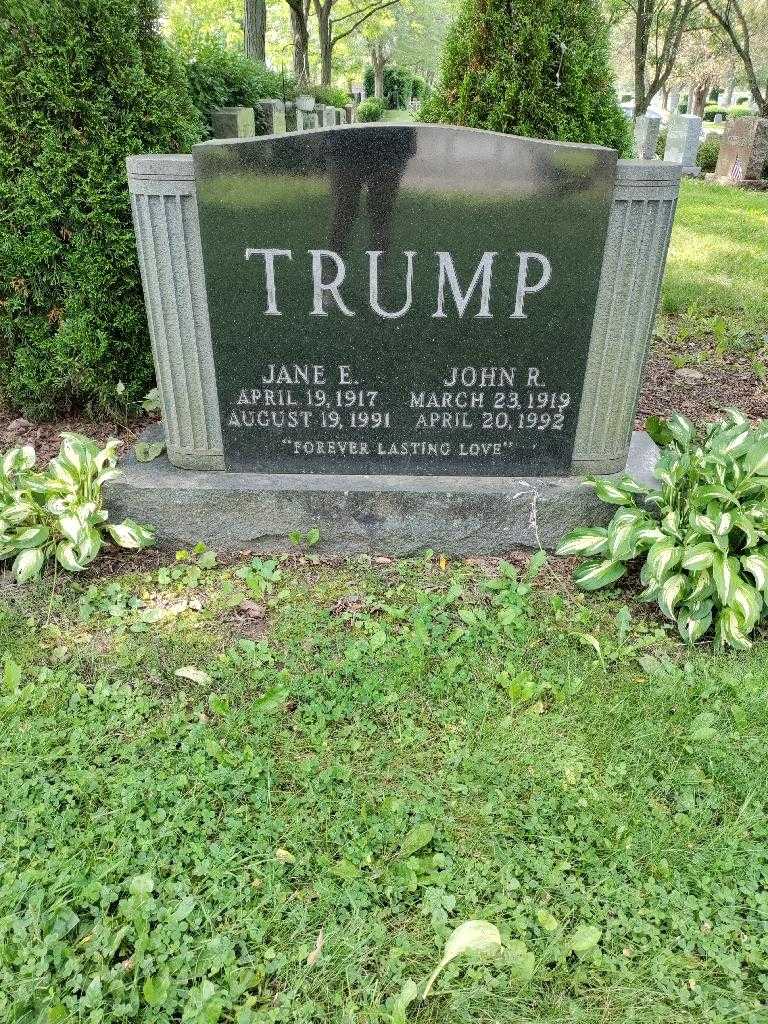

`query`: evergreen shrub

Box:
[419,0,633,155]
[357,98,385,122]
[183,40,291,136]
[0,0,202,415]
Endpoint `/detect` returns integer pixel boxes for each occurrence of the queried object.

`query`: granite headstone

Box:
[634,113,661,160]
[210,106,255,140]
[715,116,768,183]
[257,100,287,135]
[663,114,702,175]
[192,125,617,477]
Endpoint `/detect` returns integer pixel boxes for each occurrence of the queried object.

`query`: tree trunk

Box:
[691,83,709,118]
[314,0,332,87]
[245,0,266,62]
[290,2,310,88]
[374,61,385,100]
[633,12,648,115]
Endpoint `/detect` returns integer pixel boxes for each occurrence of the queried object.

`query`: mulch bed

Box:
[0,407,154,465]
[636,340,768,428]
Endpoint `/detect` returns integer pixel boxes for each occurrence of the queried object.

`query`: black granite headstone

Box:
[193,125,616,476]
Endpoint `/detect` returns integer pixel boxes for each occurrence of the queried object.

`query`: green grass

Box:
[2,552,768,1023]
[381,108,416,123]
[661,180,768,337]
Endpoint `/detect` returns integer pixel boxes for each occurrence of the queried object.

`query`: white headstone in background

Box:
[663,114,702,176]
[634,113,661,160]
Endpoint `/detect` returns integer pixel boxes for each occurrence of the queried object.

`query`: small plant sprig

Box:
[0,433,154,583]
[558,409,768,650]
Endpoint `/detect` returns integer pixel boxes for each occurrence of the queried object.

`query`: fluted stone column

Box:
[573,161,681,474]
[127,154,680,477]
[126,155,224,470]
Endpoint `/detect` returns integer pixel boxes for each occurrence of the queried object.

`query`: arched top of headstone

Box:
[192,122,618,476]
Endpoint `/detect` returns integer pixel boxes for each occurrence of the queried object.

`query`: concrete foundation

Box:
[107,428,659,556]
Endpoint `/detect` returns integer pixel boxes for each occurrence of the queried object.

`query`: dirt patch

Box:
[0,404,156,465]
[636,340,768,428]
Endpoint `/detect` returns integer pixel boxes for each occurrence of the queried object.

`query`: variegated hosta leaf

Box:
[658,573,687,620]
[638,577,661,602]
[587,477,635,506]
[56,542,85,573]
[745,503,768,525]
[607,509,647,560]
[3,500,37,525]
[106,518,155,551]
[556,527,608,557]
[612,473,649,495]
[691,511,717,536]
[731,512,759,548]
[77,527,103,565]
[646,539,681,581]
[45,496,71,516]
[58,514,85,544]
[710,422,751,457]
[95,468,122,487]
[689,484,735,507]
[716,607,752,651]
[681,542,716,572]
[721,407,749,428]
[742,552,768,592]
[661,510,682,539]
[730,578,762,631]
[744,438,768,477]
[635,524,665,549]
[12,546,45,583]
[12,526,50,550]
[1,446,36,478]
[573,558,627,592]
[653,452,682,488]
[666,413,695,449]
[677,601,713,644]
[47,458,78,490]
[712,551,738,606]
[94,438,122,471]
[687,569,714,605]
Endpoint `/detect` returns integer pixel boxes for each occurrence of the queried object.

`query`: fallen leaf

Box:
[275,848,295,863]
[306,927,325,966]
[134,441,166,463]
[423,920,502,998]
[174,666,212,685]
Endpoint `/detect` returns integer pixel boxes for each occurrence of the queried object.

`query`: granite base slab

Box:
[106,430,659,556]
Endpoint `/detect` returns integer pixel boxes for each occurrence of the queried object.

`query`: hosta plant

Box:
[0,433,154,583]
[557,410,768,649]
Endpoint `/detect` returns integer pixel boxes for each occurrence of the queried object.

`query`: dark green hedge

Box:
[311,85,349,109]
[363,65,414,109]
[697,134,720,172]
[182,40,294,137]
[419,0,633,157]
[357,98,385,122]
[0,0,203,416]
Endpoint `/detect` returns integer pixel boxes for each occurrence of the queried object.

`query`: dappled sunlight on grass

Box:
[662,181,768,330]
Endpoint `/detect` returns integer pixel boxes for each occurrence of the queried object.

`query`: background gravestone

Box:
[664,114,702,174]
[193,125,616,477]
[210,106,255,140]
[715,117,768,183]
[257,100,286,135]
[634,113,661,160]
